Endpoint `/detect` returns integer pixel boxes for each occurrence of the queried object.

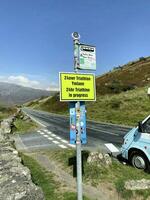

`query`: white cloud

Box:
[46,82,59,91]
[0,75,59,91]
[46,87,59,91]
[0,75,40,88]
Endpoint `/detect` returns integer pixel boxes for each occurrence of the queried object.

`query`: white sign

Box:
[79,44,96,70]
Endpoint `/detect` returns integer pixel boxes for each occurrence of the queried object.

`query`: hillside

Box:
[96,56,150,95]
[27,86,150,126]
[27,56,150,126]
[0,104,16,120]
[0,82,56,105]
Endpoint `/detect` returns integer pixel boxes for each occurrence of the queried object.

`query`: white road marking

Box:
[39,132,44,135]
[48,137,53,140]
[59,144,67,149]
[47,132,52,135]
[43,135,49,138]
[22,110,47,127]
[38,129,70,149]
[68,144,76,148]
[43,129,50,133]
[61,139,68,144]
[48,131,52,134]
[105,143,119,153]
[56,136,61,140]
[87,126,119,136]
[52,140,60,144]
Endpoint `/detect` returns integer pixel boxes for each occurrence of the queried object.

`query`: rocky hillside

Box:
[0,82,56,105]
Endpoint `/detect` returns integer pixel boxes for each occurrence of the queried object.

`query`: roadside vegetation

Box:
[86,86,150,126]
[0,105,16,120]
[27,86,150,126]
[13,111,39,133]
[20,153,90,200]
[43,149,150,200]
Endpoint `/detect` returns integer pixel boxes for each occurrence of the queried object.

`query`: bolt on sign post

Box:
[59,32,96,200]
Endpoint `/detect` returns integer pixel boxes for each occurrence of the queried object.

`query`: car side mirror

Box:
[138,121,143,132]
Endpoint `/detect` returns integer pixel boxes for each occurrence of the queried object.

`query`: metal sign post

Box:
[59,32,96,200]
[72,32,83,200]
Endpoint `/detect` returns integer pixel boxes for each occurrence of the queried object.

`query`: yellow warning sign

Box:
[59,72,96,101]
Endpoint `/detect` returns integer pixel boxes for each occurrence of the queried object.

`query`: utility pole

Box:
[72,32,83,200]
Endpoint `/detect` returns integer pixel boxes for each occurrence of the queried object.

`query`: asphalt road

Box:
[14,107,132,152]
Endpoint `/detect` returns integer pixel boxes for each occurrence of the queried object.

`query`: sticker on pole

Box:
[59,72,96,101]
[79,44,96,70]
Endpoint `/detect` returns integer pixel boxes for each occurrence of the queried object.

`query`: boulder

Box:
[125,179,150,190]
[87,152,112,167]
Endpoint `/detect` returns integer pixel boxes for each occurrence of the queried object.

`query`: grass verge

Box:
[44,149,150,200]
[0,106,16,121]
[13,118,39,133]
[20,153,90,200]
[27,86,150,126]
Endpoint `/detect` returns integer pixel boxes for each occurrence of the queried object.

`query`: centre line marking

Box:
[87,126,119,136]
[48,137,53,140]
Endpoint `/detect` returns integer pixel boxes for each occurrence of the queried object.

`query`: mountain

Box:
[0,82,56,105]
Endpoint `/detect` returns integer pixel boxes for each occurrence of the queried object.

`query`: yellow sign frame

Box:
[59,72,96,101]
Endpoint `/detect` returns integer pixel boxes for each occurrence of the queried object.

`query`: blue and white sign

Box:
[69,102,87,144]
[69,102,76,144]
[80,102,87,144]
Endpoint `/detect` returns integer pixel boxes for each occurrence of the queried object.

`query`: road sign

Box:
[69,102,87,144]
[79,44,96,70]
[80,102,86,144]
[59,72,96,101]
[70,102,76,144]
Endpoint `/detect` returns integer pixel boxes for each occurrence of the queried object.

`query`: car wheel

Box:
[129,151,150,172]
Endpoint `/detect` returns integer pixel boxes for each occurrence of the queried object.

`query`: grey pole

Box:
[72,32,83,200]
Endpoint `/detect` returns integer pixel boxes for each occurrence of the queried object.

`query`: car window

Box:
[142,117,150,133]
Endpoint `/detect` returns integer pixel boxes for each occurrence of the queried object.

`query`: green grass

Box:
[0,106,16,120]
[44,149,150,200]
[20,153,90,200]
[20,153,61,200]
[86,86,150,126]
[14,118,38,133]
[28,86,150,126]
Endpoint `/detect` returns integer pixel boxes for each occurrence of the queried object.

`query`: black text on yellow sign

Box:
[59,72,96,101]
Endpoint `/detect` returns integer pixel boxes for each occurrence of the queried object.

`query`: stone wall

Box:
[0,115,44,200]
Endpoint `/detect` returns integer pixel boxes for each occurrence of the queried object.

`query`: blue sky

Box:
[0,0,150,90]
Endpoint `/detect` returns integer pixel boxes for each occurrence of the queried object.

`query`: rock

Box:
[1,120,12,134]
[23,116,30,121]
[87,152,112,167]
[125,179,150,190]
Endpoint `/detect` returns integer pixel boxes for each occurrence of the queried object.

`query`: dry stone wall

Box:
[0,115,44,200]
